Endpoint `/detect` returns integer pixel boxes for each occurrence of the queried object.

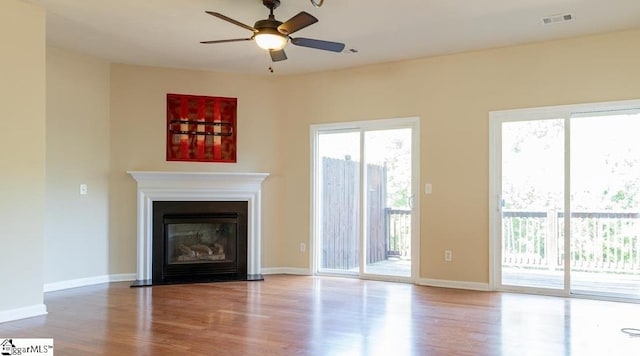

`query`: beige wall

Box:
[107,29,640,284]
[108,65,285,273]
[278,29,640,282]
[45,47,111,284]
[0,0,46,316]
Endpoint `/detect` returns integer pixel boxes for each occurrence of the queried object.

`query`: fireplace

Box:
[128,171,269,287]
[152,201,248,284]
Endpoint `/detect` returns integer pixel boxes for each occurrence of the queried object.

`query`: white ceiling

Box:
[24,0,640,75]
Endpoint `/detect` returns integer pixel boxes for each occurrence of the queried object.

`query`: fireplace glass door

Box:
[166,220,237,265]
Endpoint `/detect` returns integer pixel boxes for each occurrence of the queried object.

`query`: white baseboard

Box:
[260,271,490,292]
[109,273,136,282]
[44,275,110,292]
[262,267,311,276]
[42,272,489,294]
[44,273,136,293]
[0,304,47,323]
[418,278,490,291]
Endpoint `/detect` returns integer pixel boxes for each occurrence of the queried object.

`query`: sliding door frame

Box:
[310,117,421,283]
[489,99,640,300]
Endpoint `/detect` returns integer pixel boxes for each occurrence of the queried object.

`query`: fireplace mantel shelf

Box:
[128,171,269,187]
[128,171,269,283]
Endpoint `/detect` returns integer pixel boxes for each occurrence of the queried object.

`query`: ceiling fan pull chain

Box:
[310,0,325,7]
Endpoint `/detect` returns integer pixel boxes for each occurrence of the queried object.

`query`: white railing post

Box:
[547,209,558,271]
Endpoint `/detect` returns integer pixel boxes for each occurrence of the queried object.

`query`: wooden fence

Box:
[320,157,387,269]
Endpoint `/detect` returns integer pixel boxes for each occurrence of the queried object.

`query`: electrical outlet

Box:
[444,250,452,262]
[300,243,306,252]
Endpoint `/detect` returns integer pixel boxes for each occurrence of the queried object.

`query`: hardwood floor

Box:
[1,275,639,355]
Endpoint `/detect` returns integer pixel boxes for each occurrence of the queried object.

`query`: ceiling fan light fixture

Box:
[254,31,288,50]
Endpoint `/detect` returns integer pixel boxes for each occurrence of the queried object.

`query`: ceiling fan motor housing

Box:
[256,0,284,35]
[254,18,283,32]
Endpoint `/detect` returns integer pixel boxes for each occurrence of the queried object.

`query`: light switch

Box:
[425,183,432,195]
[80,183,88,195]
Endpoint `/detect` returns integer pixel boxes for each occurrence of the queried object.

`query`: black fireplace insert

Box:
[131,200,262,286]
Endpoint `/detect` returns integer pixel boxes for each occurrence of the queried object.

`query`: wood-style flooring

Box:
[1,275,639,355]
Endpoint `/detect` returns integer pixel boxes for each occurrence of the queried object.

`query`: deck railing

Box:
[385,208,411,257]
[502,210,640,273]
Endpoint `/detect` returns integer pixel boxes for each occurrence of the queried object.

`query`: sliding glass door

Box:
[312,118,419,281]
[316,130,361,273]
[363,128,413,277]
[491,101,640,299]
[500,119,565,290]
[570,111,640,297]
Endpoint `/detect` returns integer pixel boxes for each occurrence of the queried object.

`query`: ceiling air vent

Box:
[542,13,574,25]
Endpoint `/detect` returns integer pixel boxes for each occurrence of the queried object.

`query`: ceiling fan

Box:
[200,0,345,62]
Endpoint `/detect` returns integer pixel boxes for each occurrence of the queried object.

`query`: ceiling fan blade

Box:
[205,11,257,33]
[291,37,345,53]
[200,38,253,44]
[278,11,318,35]
[269,49,287,62]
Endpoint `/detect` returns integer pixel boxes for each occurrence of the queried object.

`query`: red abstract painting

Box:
[166,93,237,163]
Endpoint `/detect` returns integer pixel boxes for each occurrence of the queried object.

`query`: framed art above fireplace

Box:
[166,93,237,163]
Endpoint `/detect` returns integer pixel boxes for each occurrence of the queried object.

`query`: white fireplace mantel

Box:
[128,171,269,281]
